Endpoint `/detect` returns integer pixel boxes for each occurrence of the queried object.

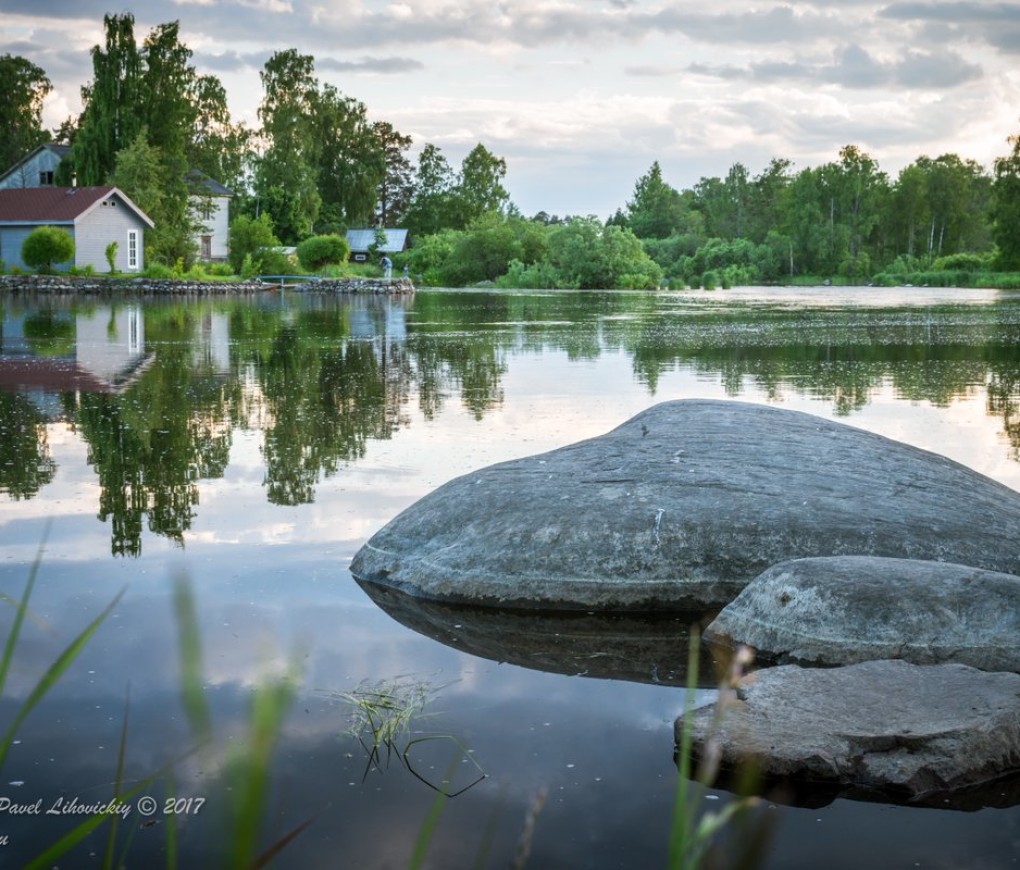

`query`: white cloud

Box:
[2,1,1019,216]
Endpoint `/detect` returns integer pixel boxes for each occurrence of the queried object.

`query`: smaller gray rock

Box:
[676,659,1020,801]
[705,556,1020,672]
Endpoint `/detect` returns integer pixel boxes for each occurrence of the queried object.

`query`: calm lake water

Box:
[1,286,1019,868]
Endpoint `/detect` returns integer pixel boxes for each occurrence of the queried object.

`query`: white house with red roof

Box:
[0,186,155,273]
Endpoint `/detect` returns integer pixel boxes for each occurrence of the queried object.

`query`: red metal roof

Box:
[0,356,119,394]
[0,186,123,223]
[0,354,157,395]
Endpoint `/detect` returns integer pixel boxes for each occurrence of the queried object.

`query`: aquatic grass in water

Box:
[337,674,437,767]
[334,674,487,796]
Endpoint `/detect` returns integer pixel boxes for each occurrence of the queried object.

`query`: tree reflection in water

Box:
[1,289,1018,556]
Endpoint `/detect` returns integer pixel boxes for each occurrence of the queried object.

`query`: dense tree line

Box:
[1,11,1019,286]
[613,142,1017,288]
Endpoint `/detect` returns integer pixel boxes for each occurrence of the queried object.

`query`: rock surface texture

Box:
[677,660,1020,801]
[350,399,1020,609]
[705,556,1020,672]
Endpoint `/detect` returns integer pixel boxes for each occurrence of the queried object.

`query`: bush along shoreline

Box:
[0,274,415,295]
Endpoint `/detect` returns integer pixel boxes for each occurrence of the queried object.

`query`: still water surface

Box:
[1,286,1019,867]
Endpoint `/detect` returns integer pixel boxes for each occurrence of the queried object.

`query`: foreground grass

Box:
[3,536,769,869]
[0,542,305,868]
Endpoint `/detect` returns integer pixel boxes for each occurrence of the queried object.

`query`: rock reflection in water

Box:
[708,766,1020,813]
[356,579,722,687]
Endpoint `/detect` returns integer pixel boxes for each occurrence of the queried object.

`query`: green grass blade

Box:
[0,521,50,699]
[408,754,459,870]
[172,572,213,744]
[252,817,315,869]
[22,766,164,870]
[0,585,125,770]
[165,767,178,870]
[668,626,702,870]
[229,667,299,870]
[0,591,48,631]
[103,688,131,870]
[22,806,113,870]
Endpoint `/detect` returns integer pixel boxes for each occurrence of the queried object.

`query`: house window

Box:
[39,171,55,186]
[127,230,139,271]
[127,307,142,352]
[201,235,212,259]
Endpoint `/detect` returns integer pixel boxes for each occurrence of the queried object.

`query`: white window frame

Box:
[127,229,139,271]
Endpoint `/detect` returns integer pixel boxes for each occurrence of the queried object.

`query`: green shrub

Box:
[257,248,297,276]
[228,213,280,274]
[22,226,75,273]
[979,272,1020,289]
[932,252,990,272]
[875,269,973,287]
[204,261,235,277]
[701,270,718,290]
[405,229,462,286]
[296,234,351,270]
[546,218,662,289]
[240,253,257,280]
[870,272,900,287]
[318,263,354,279]
[883,254,922,275]
[495,258,562,289]
[105,241,118,274]
[142,261,176,279]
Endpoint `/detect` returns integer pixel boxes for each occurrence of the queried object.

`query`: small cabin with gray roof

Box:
[346,228,409,263]
[0,186,155,273]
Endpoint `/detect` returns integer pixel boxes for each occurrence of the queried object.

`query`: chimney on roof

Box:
[71,173,77,189]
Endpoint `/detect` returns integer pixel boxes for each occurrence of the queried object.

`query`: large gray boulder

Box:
[350,400,1020,609]
[677,659,1020,802]
[705,556,1020,672]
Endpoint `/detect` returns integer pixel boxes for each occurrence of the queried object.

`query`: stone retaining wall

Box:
[0,274,415,295]
[297,277,416,294]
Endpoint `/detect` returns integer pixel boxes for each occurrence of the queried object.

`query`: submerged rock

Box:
[350,399,1020,610]
[676,659,1020,802]
[705,556,1020,672]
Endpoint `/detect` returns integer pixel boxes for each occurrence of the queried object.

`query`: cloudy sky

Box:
[3,1,1019,217]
